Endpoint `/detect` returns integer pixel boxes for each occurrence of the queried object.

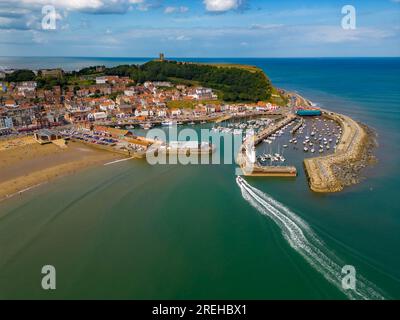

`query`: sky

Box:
[0,0,399,57]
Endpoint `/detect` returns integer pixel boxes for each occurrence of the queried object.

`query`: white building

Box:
[99,100,115,111]
[95,76,108,84]
[90,112,107,121]
[189,87,217,100]
[17,81,37,93]
[124,89,137,97]
[153,81,172,88]
[157,109,168,117]
[170,109,182,117]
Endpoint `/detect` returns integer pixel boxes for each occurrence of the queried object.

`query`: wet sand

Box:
[0,137,122,201]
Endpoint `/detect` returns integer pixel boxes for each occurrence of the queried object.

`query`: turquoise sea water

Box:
[0,57,399,299]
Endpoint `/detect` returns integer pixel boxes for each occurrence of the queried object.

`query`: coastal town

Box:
[0,59,376,200]
[0,61,283,136]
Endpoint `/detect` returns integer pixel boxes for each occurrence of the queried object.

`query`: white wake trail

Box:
[236,176,386,300]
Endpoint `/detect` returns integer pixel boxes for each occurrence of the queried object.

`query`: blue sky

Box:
[0,0,399,57]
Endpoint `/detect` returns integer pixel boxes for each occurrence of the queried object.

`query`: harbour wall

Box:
[303,110,368,193]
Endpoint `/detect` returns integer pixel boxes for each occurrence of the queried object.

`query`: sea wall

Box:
[303,110,374,193]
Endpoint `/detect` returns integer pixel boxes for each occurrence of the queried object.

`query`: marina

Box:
[236,113,298,177]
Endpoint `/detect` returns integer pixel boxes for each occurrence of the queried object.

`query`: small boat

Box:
[283,145,288,148]
[304,147,309,152]
[162,121,174,126]
[141,123,153,130]
[311,148,315,153]
[189,122,195,125]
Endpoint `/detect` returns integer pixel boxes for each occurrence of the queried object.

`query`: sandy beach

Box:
[0,136,122,201]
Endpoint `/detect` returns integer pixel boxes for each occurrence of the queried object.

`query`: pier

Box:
[215,115,232,123]
[290,118,304,134]
[239,163,297,177]
[237,113,298,177]
[252,113,297,146]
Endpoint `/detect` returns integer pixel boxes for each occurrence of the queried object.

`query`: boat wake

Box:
[236,176,386,300]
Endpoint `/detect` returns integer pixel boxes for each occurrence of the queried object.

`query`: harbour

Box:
[0,57,399,300]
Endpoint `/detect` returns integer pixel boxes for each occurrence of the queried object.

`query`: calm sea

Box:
[0,57,399,299]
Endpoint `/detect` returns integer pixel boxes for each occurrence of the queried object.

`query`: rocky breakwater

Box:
[304,110,377,193]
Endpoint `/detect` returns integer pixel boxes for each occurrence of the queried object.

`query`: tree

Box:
[5,70,36,82]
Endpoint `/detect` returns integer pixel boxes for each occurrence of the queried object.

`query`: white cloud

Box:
[0,0,149,30]
[164,6,189,14]
[203,0,242,12]
[0,0,148,15]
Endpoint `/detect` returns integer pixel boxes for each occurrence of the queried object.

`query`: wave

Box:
[236,176,387,300]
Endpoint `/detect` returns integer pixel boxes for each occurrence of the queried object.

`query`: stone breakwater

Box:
[304,110,377,193]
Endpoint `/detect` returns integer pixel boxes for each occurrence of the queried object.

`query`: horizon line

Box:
[1,56,399,59]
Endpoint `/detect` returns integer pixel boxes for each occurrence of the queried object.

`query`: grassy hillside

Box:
[102,60,273,103]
